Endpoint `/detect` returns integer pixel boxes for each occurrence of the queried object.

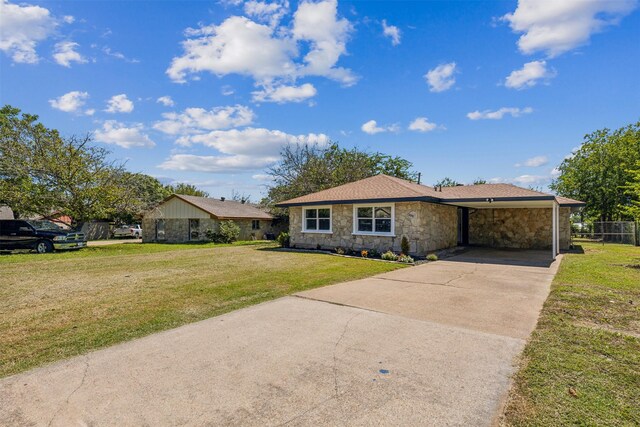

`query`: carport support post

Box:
[552,202,557,260]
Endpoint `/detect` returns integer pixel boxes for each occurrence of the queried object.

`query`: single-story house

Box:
[142,194,274,243]
[275,174,585,259]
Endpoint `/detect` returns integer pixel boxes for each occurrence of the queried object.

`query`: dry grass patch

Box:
[0,242,403,377]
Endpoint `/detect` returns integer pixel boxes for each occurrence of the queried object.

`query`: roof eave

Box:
[439,195,556,203]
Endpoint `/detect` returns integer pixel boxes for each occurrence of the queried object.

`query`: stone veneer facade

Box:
[288,201,458,256]
[142,217,273,243]
[468,207,571,250]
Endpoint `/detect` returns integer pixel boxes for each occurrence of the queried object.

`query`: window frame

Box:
[302,205,333,234]
[352,203,395,236]
[251,219,260,230]
[189,218,200,241]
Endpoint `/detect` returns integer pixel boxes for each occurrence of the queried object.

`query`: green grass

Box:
[502,241,640,426]
[0,242,404,378]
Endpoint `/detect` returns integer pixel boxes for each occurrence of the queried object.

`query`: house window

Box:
[303,206,332,233]
[189,219,200,240]
[252,220,260,230]
[155,219,166,241]
[353,204,394,236]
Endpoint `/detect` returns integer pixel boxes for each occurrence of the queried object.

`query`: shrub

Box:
[401,236,410,255]
[316,244,322,250]
[381,250,398,261]
[276,232,290,248]
[361,250,368,258]
[426,253,438,261]
[368,248,379,258]
[219,220,241,243]
[398,254,414,263]
[335,247,345,255]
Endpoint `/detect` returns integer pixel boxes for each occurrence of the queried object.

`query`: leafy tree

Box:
[264,142,417,206]
[231,189,251,204]
[0,105,125,225]
[166,182,209,197]
[433,177,461,187]
[621,160,640,220]
[111,173,171,223]
[551,121,640,221]
[472,178,487,185]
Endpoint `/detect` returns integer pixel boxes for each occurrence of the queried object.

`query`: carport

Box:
[438,189,584,260]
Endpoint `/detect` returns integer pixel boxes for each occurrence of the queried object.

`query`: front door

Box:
[457,208,469,246]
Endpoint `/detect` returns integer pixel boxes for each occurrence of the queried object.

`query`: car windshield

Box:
[27,220,63,231]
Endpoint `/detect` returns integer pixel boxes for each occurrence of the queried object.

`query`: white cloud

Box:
[424,62,457,92]
[505,60,556,89]
[361,119,398,135]
[382,19,401,46]
[167,0,356,88]
[62,15,74,24]
[408,117,438,132]
[252,173,273,181]
[159,154,274,173]
[252,83,317,103]
[244,0,289,27]
[512,174,549,185]
[157,96,175,107]
[153,105,255,135]
[502,0,637,57]
[105,94,134,113]
[292,0,355,84]
[467,107,533,120]
[0,0,57,63]
[52,41,86,67]
[515,155,549,167]
[222,85,235,96]
[49,91,90,114]
[94,121,155,148]
[180,127,329,156]
[103,46,140,63]
[159,128,329,173]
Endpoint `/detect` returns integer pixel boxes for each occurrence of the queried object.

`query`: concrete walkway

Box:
[0,249,560,426]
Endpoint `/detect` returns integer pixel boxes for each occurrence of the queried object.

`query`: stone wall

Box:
[468,207,570,250]
[142,217,274,243]
[559,207,571,249]
[288,202,458,256]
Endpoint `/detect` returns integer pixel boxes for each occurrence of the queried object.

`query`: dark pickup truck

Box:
[0,220,86,253]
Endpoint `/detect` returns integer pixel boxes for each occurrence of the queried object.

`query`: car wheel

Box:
[35,240,53,254]
[134,233,140,238]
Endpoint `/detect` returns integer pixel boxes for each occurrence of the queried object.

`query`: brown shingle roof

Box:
[275,174,441,206]
[554,196,586,207]
[276,174,586,207]
[438,183,553,200]
[175,195,273,220]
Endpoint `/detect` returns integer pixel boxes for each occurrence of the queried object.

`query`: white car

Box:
[112,225,142,239]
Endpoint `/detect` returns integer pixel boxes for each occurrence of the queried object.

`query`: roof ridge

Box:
[381,174,434,196]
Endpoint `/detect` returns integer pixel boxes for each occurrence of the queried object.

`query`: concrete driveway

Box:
[0,248,559,426]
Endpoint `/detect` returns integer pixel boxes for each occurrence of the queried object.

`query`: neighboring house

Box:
[276,174,585,259]
[142,194,274,243]
[27,212,73,230]
[0,206,14,220]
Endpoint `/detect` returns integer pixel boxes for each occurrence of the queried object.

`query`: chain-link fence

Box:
[573,221,639,245]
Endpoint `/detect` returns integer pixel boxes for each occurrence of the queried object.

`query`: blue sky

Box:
[1,0,639,199]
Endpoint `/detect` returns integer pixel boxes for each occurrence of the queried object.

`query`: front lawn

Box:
[502,241,640,426]
[0,242,404,378]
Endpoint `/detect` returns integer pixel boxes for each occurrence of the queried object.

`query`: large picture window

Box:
[353,204,394,236]
[303,207,332,233]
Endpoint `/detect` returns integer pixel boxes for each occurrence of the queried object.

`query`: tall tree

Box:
[550,121,640,221]
[0,105,125,225]
[621,160,640,220]
[433,177,461,187]
[264,142,417,206]
[167,183,209,197]
[472,178,487,185]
